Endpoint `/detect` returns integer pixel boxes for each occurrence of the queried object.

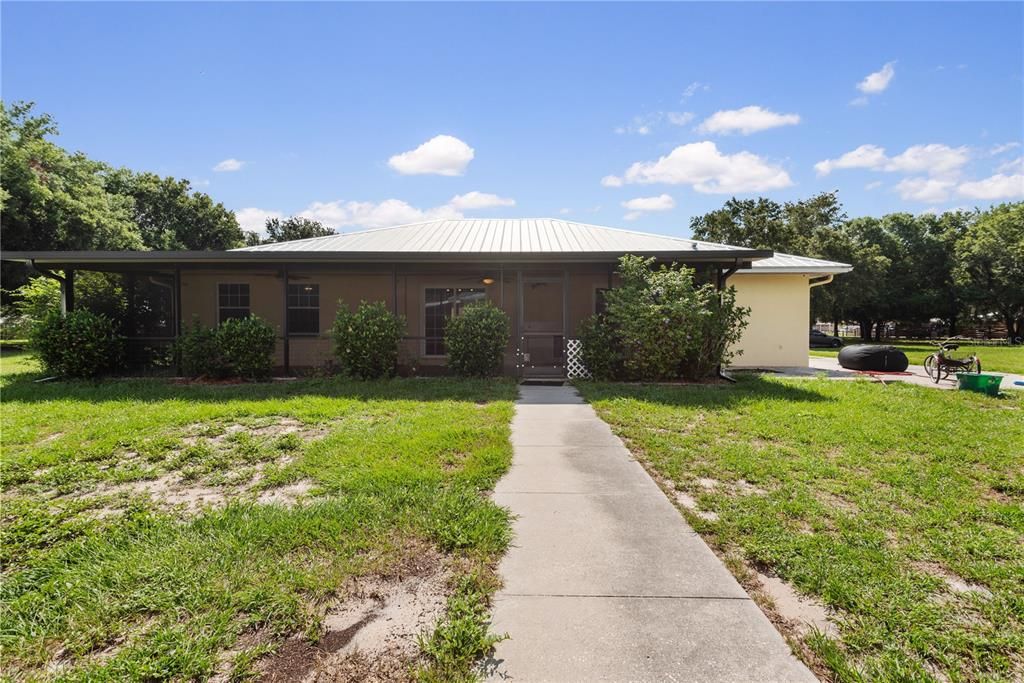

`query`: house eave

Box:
[1,249,774,268]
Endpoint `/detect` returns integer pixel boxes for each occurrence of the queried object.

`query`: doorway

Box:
[518,274,566,377]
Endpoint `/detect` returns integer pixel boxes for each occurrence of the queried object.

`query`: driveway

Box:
[484,384,815,682]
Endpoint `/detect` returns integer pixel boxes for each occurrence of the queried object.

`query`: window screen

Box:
[218,284,250,323]
[424,288,486,355]
[287,284,319,335]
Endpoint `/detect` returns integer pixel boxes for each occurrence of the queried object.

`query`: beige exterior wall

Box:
[180,266,612,373]
[729,273,810,367]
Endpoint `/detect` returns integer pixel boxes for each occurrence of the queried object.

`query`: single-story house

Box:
[2,218,851,377]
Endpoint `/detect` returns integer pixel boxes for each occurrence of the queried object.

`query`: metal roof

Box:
[744,252,852,274]
[235,218,751,254]
[1,218,851,273]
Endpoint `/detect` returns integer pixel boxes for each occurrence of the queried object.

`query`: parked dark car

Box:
[810,329,844,348]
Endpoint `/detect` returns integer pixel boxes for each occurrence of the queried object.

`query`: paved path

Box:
[484,384,815,683]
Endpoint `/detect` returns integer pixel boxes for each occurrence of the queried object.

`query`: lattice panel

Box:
[565,338,591,379]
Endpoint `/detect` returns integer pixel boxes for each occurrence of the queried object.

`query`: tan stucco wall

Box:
[180,267,612,372]
[729,273,810,367]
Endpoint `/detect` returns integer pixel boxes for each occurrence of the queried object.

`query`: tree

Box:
[1,101,141,254]
[104,170,243,250]
[263,217,334,243]
[955,202,1024,341]
[690,191,845,254]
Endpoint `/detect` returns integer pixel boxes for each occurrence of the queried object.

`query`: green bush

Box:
[30,310,124,378]
[577,313,624,380]
[217,316,276,380]
[576,255,750,381]
[173,316,275,380]
[331,300,406,379]
[174,318,226,378]
[444,302,510,377]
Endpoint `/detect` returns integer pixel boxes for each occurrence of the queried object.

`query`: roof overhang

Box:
[1,249,774,268]
[737,265,854,275]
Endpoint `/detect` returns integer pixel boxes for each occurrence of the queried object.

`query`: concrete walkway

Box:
[484,384,815,683]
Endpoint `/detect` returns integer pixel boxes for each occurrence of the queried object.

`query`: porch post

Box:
[173,268,182,336]
[392,264,398,315]
[60,269,75,316]
[282,265,290,374]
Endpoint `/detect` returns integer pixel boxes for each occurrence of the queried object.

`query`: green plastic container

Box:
[956,372,1003,396]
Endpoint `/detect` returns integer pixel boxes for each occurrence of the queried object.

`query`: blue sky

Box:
[3,2,1022,238]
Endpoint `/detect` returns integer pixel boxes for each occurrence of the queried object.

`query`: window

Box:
[218,284,250,322]
[424,287,486,355]
[287,283,320,335]
[595,287,611,315]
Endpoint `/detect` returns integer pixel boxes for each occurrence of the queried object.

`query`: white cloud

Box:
[996,156,1024,174]
[815,143,969,178]
[213,158,244,172]
[387,135,474,176]
[299,199,462,229]
[857,61,896,94]
[990,142,1021,156]
[235,207,284,234]
[558,207,571,215]
[666,111,695,126]
[447,191,516,211]
[956,174,1024,200]
[814,144,889,175]
[682,81,710,99]
[895,177,956,203]
[697,106,801,136]
[616,111,694,135]
[612,141,792,194]
[849,96,870,107]
[884,144,969,177]
[621,194,675,220]
[270,190,514,232]
[865,180,883,190]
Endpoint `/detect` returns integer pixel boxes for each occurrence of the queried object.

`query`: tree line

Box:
[691,194,1023,342]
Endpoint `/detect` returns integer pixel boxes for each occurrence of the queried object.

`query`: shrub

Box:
[577,314,623,380]
[30,309,124,378]
[576,255,750,381]
[331,300,406,379]
[174,318,226,378]
[217,316,276,380]
[444,302,510,377]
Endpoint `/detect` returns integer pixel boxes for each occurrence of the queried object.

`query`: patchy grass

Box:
[577,376,1024,682]
[1,362,517,681]
[810,340,1024,375]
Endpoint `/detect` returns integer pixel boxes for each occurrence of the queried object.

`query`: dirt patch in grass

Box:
[913,561,994,599]
[54,417,329,516]
[755,570,836,637]
[259,548,451,682]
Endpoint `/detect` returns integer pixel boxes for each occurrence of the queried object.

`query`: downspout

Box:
[808,274,834,288]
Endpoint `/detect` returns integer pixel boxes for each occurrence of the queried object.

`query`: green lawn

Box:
[810,340,1024,375]
[577,377,1023,682]
[1,353,517,681]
